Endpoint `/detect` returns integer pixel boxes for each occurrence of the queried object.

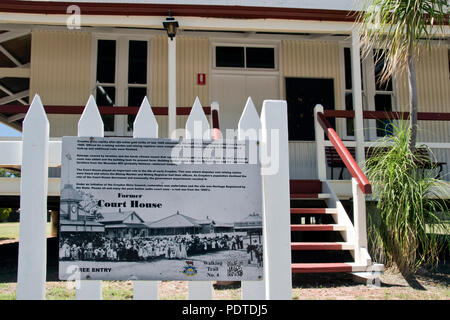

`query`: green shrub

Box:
[365,121,449,275]
[0,208,12,222]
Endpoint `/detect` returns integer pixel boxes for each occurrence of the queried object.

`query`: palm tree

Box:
[357,0,448,150]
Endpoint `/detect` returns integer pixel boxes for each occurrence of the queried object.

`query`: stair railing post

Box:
[314,104,326,180]
[352,178,367,265]
[211,101,221,140]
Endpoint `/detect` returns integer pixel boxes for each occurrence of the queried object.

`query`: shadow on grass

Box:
[291,272,406,289]
[213,281,242,290]
[414,262,450,287]
[402,273,427,290]
[292,273,360,289]
[0,237,59,284]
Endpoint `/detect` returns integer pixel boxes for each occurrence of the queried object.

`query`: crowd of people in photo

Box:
[59,232,262,264]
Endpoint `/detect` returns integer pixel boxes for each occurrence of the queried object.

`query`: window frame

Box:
[369,48,397,139]
[212,42,278,72]
[339,43,398,141]
[91,34,152,136]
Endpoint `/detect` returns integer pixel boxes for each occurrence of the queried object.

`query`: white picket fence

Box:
[12,94,292,300]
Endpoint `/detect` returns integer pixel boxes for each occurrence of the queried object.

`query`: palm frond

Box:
[357,0,448,84]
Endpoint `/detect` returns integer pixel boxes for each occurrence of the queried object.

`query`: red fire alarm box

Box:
[197,73,206,85]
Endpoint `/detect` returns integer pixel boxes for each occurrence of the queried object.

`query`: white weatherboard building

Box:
[0,0,448,280]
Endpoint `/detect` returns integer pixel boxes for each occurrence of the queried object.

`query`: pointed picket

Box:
[78,95,104,137]
[76,95,103,300]
[186,97,213,300]
[238,97,265,300]
[17,94,49,300]
[132,97,159,300]
[185,97,210,140]
[238,97,261,141]
[133,97,158,139]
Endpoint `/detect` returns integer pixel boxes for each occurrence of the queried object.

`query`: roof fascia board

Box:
[0,13,356,34]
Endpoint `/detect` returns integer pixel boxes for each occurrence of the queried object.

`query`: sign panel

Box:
[59,137,263,281]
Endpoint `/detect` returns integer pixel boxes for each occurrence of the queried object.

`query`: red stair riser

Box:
[290,193,319,199]
[291,243,343,250]
[291,225,334,231]
[290,179,322,194]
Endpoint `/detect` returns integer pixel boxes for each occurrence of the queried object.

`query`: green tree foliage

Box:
[358,0,448,149]
[0,168,20,177]
[0,208,12,222]
[0,169,19,223]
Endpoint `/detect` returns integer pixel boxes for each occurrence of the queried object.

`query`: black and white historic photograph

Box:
[59,137,263,281]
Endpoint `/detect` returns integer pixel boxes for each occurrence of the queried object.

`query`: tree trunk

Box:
[408,31,418,151]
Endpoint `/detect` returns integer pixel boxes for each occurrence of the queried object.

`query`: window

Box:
[94,37,150,135]
[95,40,116,132]
[373,50,394,137]
[216,46,244,67]
[127,40,148,131]
[215,45,275,69]
[341,46,395,139]
[246,47,275,68]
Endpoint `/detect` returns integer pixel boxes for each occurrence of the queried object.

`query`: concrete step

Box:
[290,208,338,215]
[290,193,331,200]
[292,262,368,273]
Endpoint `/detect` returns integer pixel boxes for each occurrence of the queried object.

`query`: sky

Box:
[0,123,22,137]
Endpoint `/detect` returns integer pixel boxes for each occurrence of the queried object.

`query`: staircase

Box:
[290,179,378,275]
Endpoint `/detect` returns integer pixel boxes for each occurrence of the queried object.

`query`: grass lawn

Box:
[0,222,52,241]
[0,269,448,300]
[0,222,447,300]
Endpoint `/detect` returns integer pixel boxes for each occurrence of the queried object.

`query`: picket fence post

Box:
[260,100,292,300]
[186,97,213,300]
[132,97,160,300]
[238,97,265,300]
[75,95,103,300]
[16,94,49,300]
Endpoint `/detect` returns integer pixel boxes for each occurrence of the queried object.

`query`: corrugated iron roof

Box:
[146,212,202,229]
[99,211,144,223]
[60,219,104,226]
[104,223,147,229]
[238,212,262,223]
